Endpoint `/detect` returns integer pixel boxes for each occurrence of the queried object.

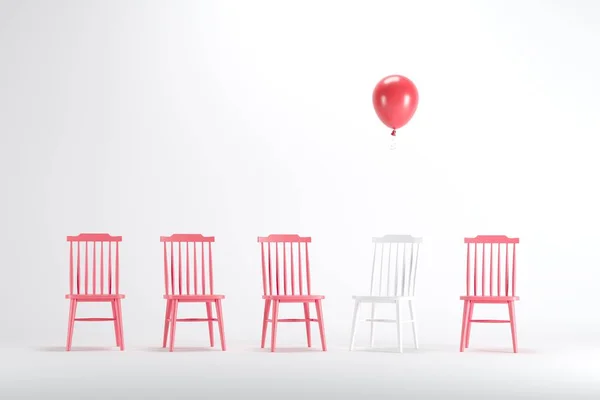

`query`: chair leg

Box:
[465,301,474,349]
[459,300,469,352]
[215,299,226,351]
[315,299,327,351]
[270,300,279,352]
[303,302,312,348]
[162,300,172,348]
[369,303,376,348]
[261,299,271,348]
[169,300,179,352]
[66,299,77,351]
[349,300,360,351]
[408,299,418,349]
[395,300,403,353]
[111,300,121,347]
[116,299,125,351]
[508,301,518,353]
[206,302,215,348]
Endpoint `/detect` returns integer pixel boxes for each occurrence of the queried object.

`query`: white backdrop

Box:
[1,0,599,350]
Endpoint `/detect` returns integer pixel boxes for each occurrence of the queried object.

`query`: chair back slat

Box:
[108,243,113,294]
[185,242,190,295]
[268,243,273,295]
[275,243,280,295]
[69,242,74,294]
[378,247,384,296]
[208,242,214,294]
[258,234,312,296]
[67,233,122,295]
[170,242,175,294]
[193,243,198,295]
[473,243,478,296]
[393,243,400,296]
[76,242,81,294]
[290,242,295,295]
[178,242,182,295]
[297,242,303,294]
[283,244,287,295]
[370,235,422,297]
[386,244,392,295]
[512,242,517,296]
[92,242,96,294]
[84,242,89,294]
[466,242,471,296]
[115,242,120,294]
[201,241,206,294]
[100,242,104,294]
[464,235,519,297]
[160,234,216,296]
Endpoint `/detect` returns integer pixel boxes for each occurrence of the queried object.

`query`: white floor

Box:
[1,339,599,399]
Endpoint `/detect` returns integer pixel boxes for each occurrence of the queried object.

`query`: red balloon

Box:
[372,75,419,130]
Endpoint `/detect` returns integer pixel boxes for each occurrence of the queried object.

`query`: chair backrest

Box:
[160,234,216,296]
[67,233,122,295]
[257,234,312,296]
[464,235,519,297]
[370,235,423,297]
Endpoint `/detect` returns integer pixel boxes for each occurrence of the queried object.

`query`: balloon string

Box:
[391,129,396,136]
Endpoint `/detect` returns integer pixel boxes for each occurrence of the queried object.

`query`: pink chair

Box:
[258,234,327,352]
[161,234,226,352]
[65,233,125,351]
[460,235,520,353]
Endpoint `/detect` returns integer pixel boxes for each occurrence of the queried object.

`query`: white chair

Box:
[349,235,422,352]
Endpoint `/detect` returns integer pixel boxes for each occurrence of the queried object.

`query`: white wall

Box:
[1,0,599,348]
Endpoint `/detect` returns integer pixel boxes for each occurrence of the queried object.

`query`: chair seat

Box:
[164,294,225,300]
[263,295,325,302]
[460,296,519,302]
[352,295,415,303]
[65,294,125,300]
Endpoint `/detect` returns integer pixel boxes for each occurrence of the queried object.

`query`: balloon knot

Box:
[391,130,396,136]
